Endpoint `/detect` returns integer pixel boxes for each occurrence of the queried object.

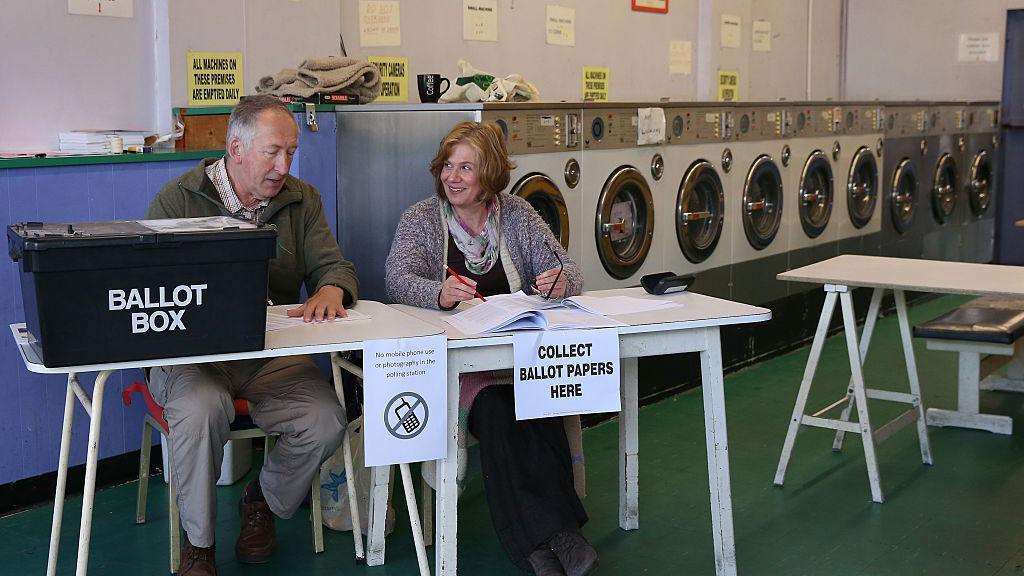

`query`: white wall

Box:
[0,0,156,151]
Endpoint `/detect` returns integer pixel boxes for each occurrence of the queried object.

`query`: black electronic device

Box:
[640,272,696,295]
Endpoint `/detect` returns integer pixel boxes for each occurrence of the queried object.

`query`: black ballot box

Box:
[7,217,278,367]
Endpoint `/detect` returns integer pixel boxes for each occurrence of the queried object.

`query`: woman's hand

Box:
[439,274,479,308]
[533,267,567,299]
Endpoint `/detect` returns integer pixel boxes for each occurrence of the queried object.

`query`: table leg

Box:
[366,466,390,565]
[700,327,737,576]
[894,289,933,465]
[75,370,111,576]
[833,287,884,451]
[618,357,639,530]
[47,374,78,576]
[839,290,884,503]
[398,463,432,576]
[330,353,366,562]
[435,357,462,576]
[775,289,838,486]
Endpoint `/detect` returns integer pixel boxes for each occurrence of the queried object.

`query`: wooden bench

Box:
[913,298,1024,434]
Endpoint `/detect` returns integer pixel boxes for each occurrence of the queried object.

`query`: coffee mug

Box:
[417,74,450,103]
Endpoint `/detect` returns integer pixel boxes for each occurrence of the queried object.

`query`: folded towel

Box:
[298,56,359,71]
[255,68,298,94]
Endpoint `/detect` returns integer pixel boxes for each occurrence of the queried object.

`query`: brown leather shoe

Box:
[548,530,598,576]
[528,546,567,576]
[180,537,217,576]
[235,495,277,563]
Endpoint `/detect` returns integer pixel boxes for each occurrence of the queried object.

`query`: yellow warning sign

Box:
[718,69,739,102]
[583,67,610,102]
[368,56,409,102]
[187,52,244,106]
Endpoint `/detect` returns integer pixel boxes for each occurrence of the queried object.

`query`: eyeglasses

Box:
[539,240,564,300]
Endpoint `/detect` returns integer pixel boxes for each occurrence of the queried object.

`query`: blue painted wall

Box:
[0,112,337,485]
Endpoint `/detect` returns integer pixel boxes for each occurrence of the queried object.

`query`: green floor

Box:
[7,294,1024,575]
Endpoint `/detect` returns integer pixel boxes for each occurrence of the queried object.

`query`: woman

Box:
[385,121,598,576]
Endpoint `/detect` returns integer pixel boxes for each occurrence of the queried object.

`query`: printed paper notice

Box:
[68,0,132,18]
[187,52,243,106]
[368,56,409,102]
[513,328,621,420]
[721,14,741,49]
[669,40,692,75]
[958,33,1000,62]
[583,67,610,102]
[363,335,448,466]
[464,0,498,42]
[546,5,575,47]
[718,69,739,102]
[752,20,772,52]
[359,0,401,47]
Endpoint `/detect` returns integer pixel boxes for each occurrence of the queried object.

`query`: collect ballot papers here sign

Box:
[513,328,621,420]
[363,335,447,466]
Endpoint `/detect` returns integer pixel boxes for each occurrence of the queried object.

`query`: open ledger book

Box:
[442,291,628,335]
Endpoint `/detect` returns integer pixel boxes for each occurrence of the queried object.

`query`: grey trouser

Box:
[149,356,347,547]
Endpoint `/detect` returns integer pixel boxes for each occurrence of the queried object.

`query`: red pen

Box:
[445,265,487,302]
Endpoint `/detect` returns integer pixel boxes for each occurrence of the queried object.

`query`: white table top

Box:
[392,287,771,348]
[14,300,444,374]
[778,255,1024,298]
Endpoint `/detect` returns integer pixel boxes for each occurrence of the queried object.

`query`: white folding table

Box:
[394,287,770,576]
[13,300,444,576]
[774,255,1024,503]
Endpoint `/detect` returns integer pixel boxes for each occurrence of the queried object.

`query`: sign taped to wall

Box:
[718,69,739,102]
[368,56,409,102]
[583,67,610,102]
[187,52,243,106]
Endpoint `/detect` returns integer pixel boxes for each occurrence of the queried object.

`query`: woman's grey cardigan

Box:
[385,194,583,308]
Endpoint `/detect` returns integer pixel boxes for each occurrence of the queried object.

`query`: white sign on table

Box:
[363,335,447,466]
[513,328,621,420]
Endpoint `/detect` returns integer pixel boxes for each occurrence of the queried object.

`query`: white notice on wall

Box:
[546,5,576,47]
[68,0,133,18]
[958,33,1000,62]
[637,107,666,145]
[752,20,772,52]
[513,328,621,420]
[363,335,447,466]
[669,40,692,75]
[359,0,401,47]
[721,14,741,49]
[464,0,498,42]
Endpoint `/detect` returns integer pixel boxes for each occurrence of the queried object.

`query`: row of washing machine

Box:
[333,101,999,305]
[481,101,999,306]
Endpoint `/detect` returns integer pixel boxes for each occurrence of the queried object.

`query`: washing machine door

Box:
[847,146,879,229]
[510,173,570,250]
[596,166,655,279]
[968,149,992,216]
[798,150,834,238]
[675,160,725,263]
[890,158,917,234]
[742,155,784,249]
[931,153,959,223]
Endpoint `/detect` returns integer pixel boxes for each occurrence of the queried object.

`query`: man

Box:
[146,95,358,576]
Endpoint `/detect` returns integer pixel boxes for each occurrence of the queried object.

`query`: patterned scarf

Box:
[443,197,501,275]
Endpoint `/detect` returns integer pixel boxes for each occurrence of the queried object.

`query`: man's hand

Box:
[286,285,347,322]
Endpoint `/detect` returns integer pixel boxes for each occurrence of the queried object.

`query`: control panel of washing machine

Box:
[663,107,741,145]
[482,111,582,155]
[582,109,639,150]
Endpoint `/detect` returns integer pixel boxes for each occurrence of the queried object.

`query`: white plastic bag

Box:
[319,416,396,534]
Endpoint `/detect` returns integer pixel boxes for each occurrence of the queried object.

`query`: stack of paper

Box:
[58,129,152,153]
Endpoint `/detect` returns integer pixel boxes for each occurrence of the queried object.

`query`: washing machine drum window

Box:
[676,160,725,263]
[931,153,959,223]
[798,151,834,239]
[969,150,992,216]
[511,173,570,250]
[742,155,784,249]
[596,166,655,279]
[847,147,878,229]
[890,158,917,234]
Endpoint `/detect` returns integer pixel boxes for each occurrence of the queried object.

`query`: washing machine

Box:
[835,104,885,256]
[659,103,735,299]
[960,102,999,263]
[481,104,584,265]
[729,103,790,305]
[920,103,966,261]
[578,104,666,290]
[879,103,929,259]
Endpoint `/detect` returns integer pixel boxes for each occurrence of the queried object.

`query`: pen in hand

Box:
[444,265,487,302]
